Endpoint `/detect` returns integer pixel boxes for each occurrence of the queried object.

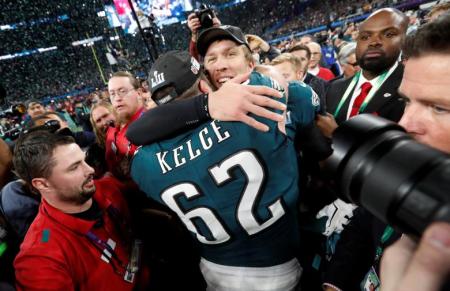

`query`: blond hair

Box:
[271,53,303,71]
[109,71,140,89]
[90,101,115,148]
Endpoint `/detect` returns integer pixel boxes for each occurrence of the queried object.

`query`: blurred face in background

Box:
[204,40,254,89]
[342,53,360,78]
[34,113,69,129]
[27,102,45,119]
[91,106,116,132]
[306,42,322,69]
[299,35,313,45]
[289,49,310,73]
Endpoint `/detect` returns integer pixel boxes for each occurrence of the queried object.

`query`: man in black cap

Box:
[196,25,255,90]
[123,26,286,145]
[130,50,308,291]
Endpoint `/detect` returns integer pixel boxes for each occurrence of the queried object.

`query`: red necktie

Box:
[350,82,372,117]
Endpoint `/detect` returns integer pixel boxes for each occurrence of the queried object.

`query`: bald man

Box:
[319,8,409,137]
[321,9,411,291]
[306,42,335,81]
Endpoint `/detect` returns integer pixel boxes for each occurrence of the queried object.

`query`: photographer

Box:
[323,13,450,291]
[187,6,221,60]
[379,13,450,290]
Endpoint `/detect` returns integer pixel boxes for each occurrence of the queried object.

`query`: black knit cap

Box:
[148,50,202,105]
[197,25,251,57]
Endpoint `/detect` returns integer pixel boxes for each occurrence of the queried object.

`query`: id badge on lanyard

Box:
[361,267,380,291]
[124,239,143,283]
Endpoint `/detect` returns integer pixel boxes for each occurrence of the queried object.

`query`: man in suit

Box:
[324,15,450,291]
[314,9,410,291]
[317,8,409,138]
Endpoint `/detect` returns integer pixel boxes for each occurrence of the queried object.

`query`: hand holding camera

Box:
[187,4,220,41]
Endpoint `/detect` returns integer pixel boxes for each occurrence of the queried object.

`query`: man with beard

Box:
[311,9,409,291]
[317,8,408,138]
[12,131,150,290]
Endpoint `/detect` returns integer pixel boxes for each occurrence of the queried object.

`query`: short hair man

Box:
[306,42,336,81]
[398,13,450,154]
[197,25,255,90]
[196,25,325,146]
[26,100,45,119]
[288,44,311,71]
[299,34,315,45]
[319,8,409,138]
[13,131,149,290]
[105,71,145,175]
[322,10,432,291]
[130,50,318,291]
[380,14,450,291]
[288,44,329,113]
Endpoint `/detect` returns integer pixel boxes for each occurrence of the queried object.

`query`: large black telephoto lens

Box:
[326,114,450,238]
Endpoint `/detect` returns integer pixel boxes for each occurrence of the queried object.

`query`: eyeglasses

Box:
[348,62,359,67]
[109,88,135,100]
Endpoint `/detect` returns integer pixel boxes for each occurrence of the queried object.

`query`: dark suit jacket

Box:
[326,63,405,124]
[304,72,329,114]
[323,208,401,290]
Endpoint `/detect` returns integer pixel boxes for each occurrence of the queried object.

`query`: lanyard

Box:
[375,225,394,261]
[333,63,398,118]
[85,205,138,282]
[85,205,129,267]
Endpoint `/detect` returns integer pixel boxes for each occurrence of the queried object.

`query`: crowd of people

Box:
[0,0,420,104]
[1,0,450,290]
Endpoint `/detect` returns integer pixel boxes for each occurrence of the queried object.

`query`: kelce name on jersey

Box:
[156,120,231,174]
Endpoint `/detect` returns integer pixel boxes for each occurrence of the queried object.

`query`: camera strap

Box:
[360,225,395,290]
[375,225,394,262]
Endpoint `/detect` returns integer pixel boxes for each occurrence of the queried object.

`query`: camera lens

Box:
[326,114,450,237]
[200,11,213,29]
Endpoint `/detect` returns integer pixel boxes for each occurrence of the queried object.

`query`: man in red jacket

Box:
[306,42,335,81]
[105,71,145,177]
[13,130,149,291]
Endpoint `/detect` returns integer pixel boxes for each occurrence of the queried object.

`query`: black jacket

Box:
[324,208,401,290]
[304,72,329,114]
[326,63,405,124]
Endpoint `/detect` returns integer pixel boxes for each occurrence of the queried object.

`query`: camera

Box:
[21,119,61,136]
[0,103,26,119]
[326,114,450,238]
[195,4,215,29]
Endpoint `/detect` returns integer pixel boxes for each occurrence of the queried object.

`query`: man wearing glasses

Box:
[106,71,145,177]
[337,42,360,80]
